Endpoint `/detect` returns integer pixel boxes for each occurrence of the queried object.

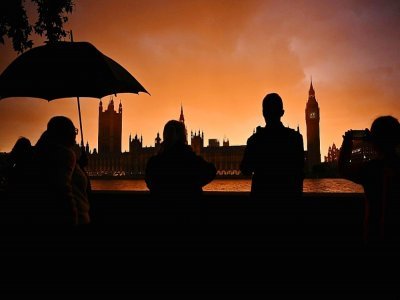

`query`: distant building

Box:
[98,97,122,155]
[305,79,321,171]
[344,130,376,163]
[325,143,340,163]
[179,104,188,143]
[223,138,229,147]
[193,134,245,176]
[208,139,220,147]
[86,86,319,177]
[191,130,204,155]
[87,105,245,177]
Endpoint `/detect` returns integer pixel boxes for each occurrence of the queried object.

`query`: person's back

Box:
[240,93,304,225]
[361,157,400,242]
[146,143,216,198]
[27,116,78,225]
[145,120,216,224]
[146,120,216,198]
[243,125,304,199]
[241,93,304,200]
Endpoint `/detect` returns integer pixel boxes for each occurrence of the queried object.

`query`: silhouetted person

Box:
[3,137,33,223]
[4,137,32,187]
[240,93,304,224]
[339,116,400,244]
[28,116,79,225]
[145,120,216,223]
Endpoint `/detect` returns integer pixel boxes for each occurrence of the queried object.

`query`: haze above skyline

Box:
[1,0,399,156]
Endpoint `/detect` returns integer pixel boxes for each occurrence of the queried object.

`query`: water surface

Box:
[91,178,364,193]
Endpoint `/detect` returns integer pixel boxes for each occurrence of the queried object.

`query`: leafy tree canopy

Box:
[0,0,74,53]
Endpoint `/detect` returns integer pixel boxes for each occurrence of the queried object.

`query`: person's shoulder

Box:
[283,126,299,134]
[247,126,264,143]
[183,144,195,153]
[180,145,197,157]
[147,154,161,165]
[283,127,302,139]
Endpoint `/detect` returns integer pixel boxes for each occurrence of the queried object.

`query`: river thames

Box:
[91,178,364,193]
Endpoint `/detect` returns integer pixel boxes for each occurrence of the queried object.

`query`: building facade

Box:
[345,130,376,163]
[87,104,245,177]
[325,143,340,163]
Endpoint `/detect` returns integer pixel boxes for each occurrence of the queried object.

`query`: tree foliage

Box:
[0,0,33,53]
[32,0,74,44]
[0,0,74,53]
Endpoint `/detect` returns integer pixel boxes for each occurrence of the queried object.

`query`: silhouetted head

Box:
[370,116,400,155]
[262,93,284,123]
[162,120,187,150]
[47,116,77,147]
[10,137,32,162]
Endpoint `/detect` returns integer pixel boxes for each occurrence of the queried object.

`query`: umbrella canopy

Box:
[0,41,149,146]
[0,41,149,100]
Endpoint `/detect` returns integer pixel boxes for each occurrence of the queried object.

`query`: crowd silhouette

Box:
[1,94,399,295]
[3,116,90,226]
[0,94,399,249]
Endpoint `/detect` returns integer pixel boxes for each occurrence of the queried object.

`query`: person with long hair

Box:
[31,116,79,225]
[145,120,216,223]
[146,120,216,197]
[339,116,400,244]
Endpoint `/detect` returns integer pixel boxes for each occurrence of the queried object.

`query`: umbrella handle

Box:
[77,96,84,147]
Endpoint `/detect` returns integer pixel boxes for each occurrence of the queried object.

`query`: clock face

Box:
[310,112,317,119]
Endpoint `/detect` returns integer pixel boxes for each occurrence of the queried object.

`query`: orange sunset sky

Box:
[0,0,399,157]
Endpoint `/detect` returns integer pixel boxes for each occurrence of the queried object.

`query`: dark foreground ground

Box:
[1,191,399,296]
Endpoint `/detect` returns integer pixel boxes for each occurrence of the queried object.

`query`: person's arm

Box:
[295,132,305,183]
[145,156,157,191]
[240,136,256,176]
[196,156,217,187]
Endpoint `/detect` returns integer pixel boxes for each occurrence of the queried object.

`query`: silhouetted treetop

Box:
[0,0,74,53]
[32,0,74,44]
[0,0,33,53]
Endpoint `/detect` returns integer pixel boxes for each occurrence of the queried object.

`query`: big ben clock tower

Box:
[305,80,321,170]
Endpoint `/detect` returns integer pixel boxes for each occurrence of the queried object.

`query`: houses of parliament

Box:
[86,82,322,177]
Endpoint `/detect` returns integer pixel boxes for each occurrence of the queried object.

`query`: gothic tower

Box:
[179,104,188,143]
[305,80,321,170]
[129,133,142,153]
[155,132,162,152]
[191,130,204,155]
[98,98,122,155]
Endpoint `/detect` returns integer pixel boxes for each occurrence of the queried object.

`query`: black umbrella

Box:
[0,41,149,146]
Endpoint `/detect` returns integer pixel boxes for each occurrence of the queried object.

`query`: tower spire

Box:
[309,77,315,97]
[108,95,114,110]
[179,103,185,123]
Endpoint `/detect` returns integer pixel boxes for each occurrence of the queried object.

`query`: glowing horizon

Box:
[1,0,399,158]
